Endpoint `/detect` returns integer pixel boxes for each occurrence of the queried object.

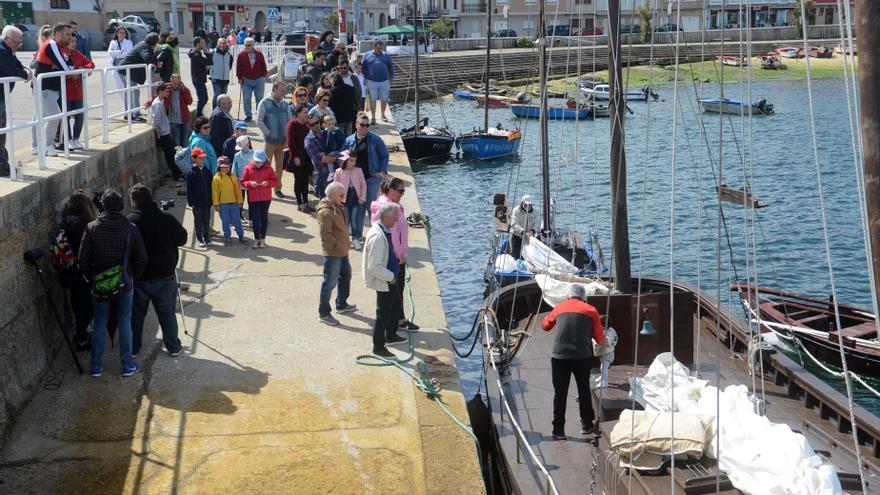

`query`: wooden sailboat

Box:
[400,0,454,162]
[476,1,880,493]
[459,0,522,161]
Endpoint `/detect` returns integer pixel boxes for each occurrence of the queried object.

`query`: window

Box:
[50,0,69,8]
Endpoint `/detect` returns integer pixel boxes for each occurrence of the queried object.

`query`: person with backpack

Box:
[186,147,214,247]
[55,190,97,350]
[77,189,148,378]
[212,156,245,245]
[127,184,187,358]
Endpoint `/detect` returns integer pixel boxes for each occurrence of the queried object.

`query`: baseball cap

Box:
[191,147,207,158]
[217,156,230,166]
[235,135,250,151]
[234,121,248,130]
[253,149,269,163]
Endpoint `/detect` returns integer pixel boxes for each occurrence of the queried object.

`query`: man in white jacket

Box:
[363,203,407,357]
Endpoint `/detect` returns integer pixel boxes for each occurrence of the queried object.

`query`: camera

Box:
[160,199,175,211]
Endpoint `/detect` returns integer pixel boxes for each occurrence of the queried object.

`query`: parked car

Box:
[490,29,518,38]
[281,31,321,46]
[545,25,570,36]
[139,15,161,33]
[655,23,683,32]
[619,24,642,34]
[574,27,603,36]
[109,15,157,33]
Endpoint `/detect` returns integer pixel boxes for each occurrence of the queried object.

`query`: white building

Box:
[1,0,103,30]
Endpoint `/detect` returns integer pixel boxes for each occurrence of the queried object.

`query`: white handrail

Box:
[483,313,560,495]
[0,63,153,180]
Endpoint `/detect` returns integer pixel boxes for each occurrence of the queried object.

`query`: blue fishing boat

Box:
[510,103,590,120]
[459,129,522,160]
[453,90,478,101]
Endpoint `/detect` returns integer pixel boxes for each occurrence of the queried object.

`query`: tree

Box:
[323,11,338,32]
[792,0,816,38]
[428,17,454,40]
[636,1,653,43]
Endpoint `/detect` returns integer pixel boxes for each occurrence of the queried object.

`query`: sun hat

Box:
[235,135,250,151]
[191,147,207,158]
[234,121,248,130]
[253,149,269,163]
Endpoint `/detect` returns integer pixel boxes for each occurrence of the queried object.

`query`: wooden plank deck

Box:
[486,310,880,494]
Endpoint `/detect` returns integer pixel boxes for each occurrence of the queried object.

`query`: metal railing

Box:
[1,63,154,180]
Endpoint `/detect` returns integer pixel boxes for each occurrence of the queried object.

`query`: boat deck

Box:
[486,311,880,494]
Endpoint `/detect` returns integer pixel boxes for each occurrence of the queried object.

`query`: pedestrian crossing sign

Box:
[267,8,280,21]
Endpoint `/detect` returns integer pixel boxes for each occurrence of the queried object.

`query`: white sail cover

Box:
[534,274,610,307]
[630,353,843,495]
[523,237,578,275]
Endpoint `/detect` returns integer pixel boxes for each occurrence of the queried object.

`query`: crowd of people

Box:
[18,26,418,367]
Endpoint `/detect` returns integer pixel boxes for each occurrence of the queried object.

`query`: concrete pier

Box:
[0,93,485,492]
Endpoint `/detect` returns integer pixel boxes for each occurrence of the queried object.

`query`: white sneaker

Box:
[69,139,82,150]
[31,148,38,155]
[45,146,58,157]
[352,239,362,250]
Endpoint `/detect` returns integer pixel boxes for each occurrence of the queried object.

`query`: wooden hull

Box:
[400,131,455,162]
[479,277,880,494]
[736,285,880,378]
[475,95,512,108]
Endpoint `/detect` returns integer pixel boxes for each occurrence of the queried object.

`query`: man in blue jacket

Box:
[0,26,32,177]
[344,113,388,219]
[361,41,393,125]
[70,19,91,60]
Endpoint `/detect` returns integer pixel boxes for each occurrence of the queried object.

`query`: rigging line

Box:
[714,1,726,492]
[625,2,660,493]
[667,2,683,490]
[797,2,868,490]
[695,0,710,379]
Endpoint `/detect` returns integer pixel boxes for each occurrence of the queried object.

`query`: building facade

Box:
[1,0,103,30]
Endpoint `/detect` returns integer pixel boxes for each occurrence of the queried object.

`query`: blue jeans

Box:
[91,289,134,371]
[131,276,182,356]
[170,123,187,147]
[241,77,265,118]
[219,202,244,239]
[249,200,270,239]
[68,100,84,140]
[344,196,365,239]
[366,176,382,223]
[193,82,209,117]
[211,81,229,108]
[319,255,352,317]
[315,171,327,200]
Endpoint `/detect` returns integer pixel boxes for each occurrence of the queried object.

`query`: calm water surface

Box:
[394,77,879,412]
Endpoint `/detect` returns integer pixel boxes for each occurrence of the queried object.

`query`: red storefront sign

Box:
[339,8,346,33]
[188,4,203,12]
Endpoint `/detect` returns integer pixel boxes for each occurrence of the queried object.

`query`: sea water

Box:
[394,77,880,413]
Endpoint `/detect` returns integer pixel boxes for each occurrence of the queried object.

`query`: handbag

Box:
[110,41,122,66]
[93,225,132,301]
[283,148,295,172]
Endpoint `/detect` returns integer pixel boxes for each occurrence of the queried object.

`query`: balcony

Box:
[462,2,487,13]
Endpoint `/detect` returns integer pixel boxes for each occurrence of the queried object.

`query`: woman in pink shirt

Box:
[333,150,367,249]
[370,177,418,332]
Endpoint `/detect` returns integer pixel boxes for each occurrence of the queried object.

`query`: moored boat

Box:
[759,53,786,70]
[718,55,747,66]
[697,97,774,115]
[776,46,803,58]
[809,45,834,58]
[580,83,658,101]
[734,284,880,378]
[511,103,590,120]
[474,94,513,108]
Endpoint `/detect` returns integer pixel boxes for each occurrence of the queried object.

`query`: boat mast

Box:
[539,0,551,233]
[608,0,631,292]
[483,0,492,132]
[854,0,880,336]
[413,0,420,135]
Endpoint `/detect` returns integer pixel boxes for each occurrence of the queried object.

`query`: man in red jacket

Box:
[541,284,606,440]
[235,37,267,123]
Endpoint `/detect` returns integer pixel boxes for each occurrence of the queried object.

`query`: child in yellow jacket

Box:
[212,157,246,245]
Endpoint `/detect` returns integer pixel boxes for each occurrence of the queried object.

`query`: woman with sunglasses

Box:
[188,115,218,174]
[370,177,419,332]
[289,85,313,112]
[308,88,335,119]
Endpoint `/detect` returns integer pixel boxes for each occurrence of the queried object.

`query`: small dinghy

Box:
[717,55,747,67]
[697,97,775,115]
[759,53,786,70]
[776,46,802,59]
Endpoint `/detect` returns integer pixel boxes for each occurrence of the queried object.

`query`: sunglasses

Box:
[358,122,370,128]
[296,93,307,97]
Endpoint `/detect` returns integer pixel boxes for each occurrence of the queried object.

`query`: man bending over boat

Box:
[541,284,606,440]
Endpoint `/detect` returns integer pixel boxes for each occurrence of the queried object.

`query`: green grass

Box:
[501,56,855,94]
